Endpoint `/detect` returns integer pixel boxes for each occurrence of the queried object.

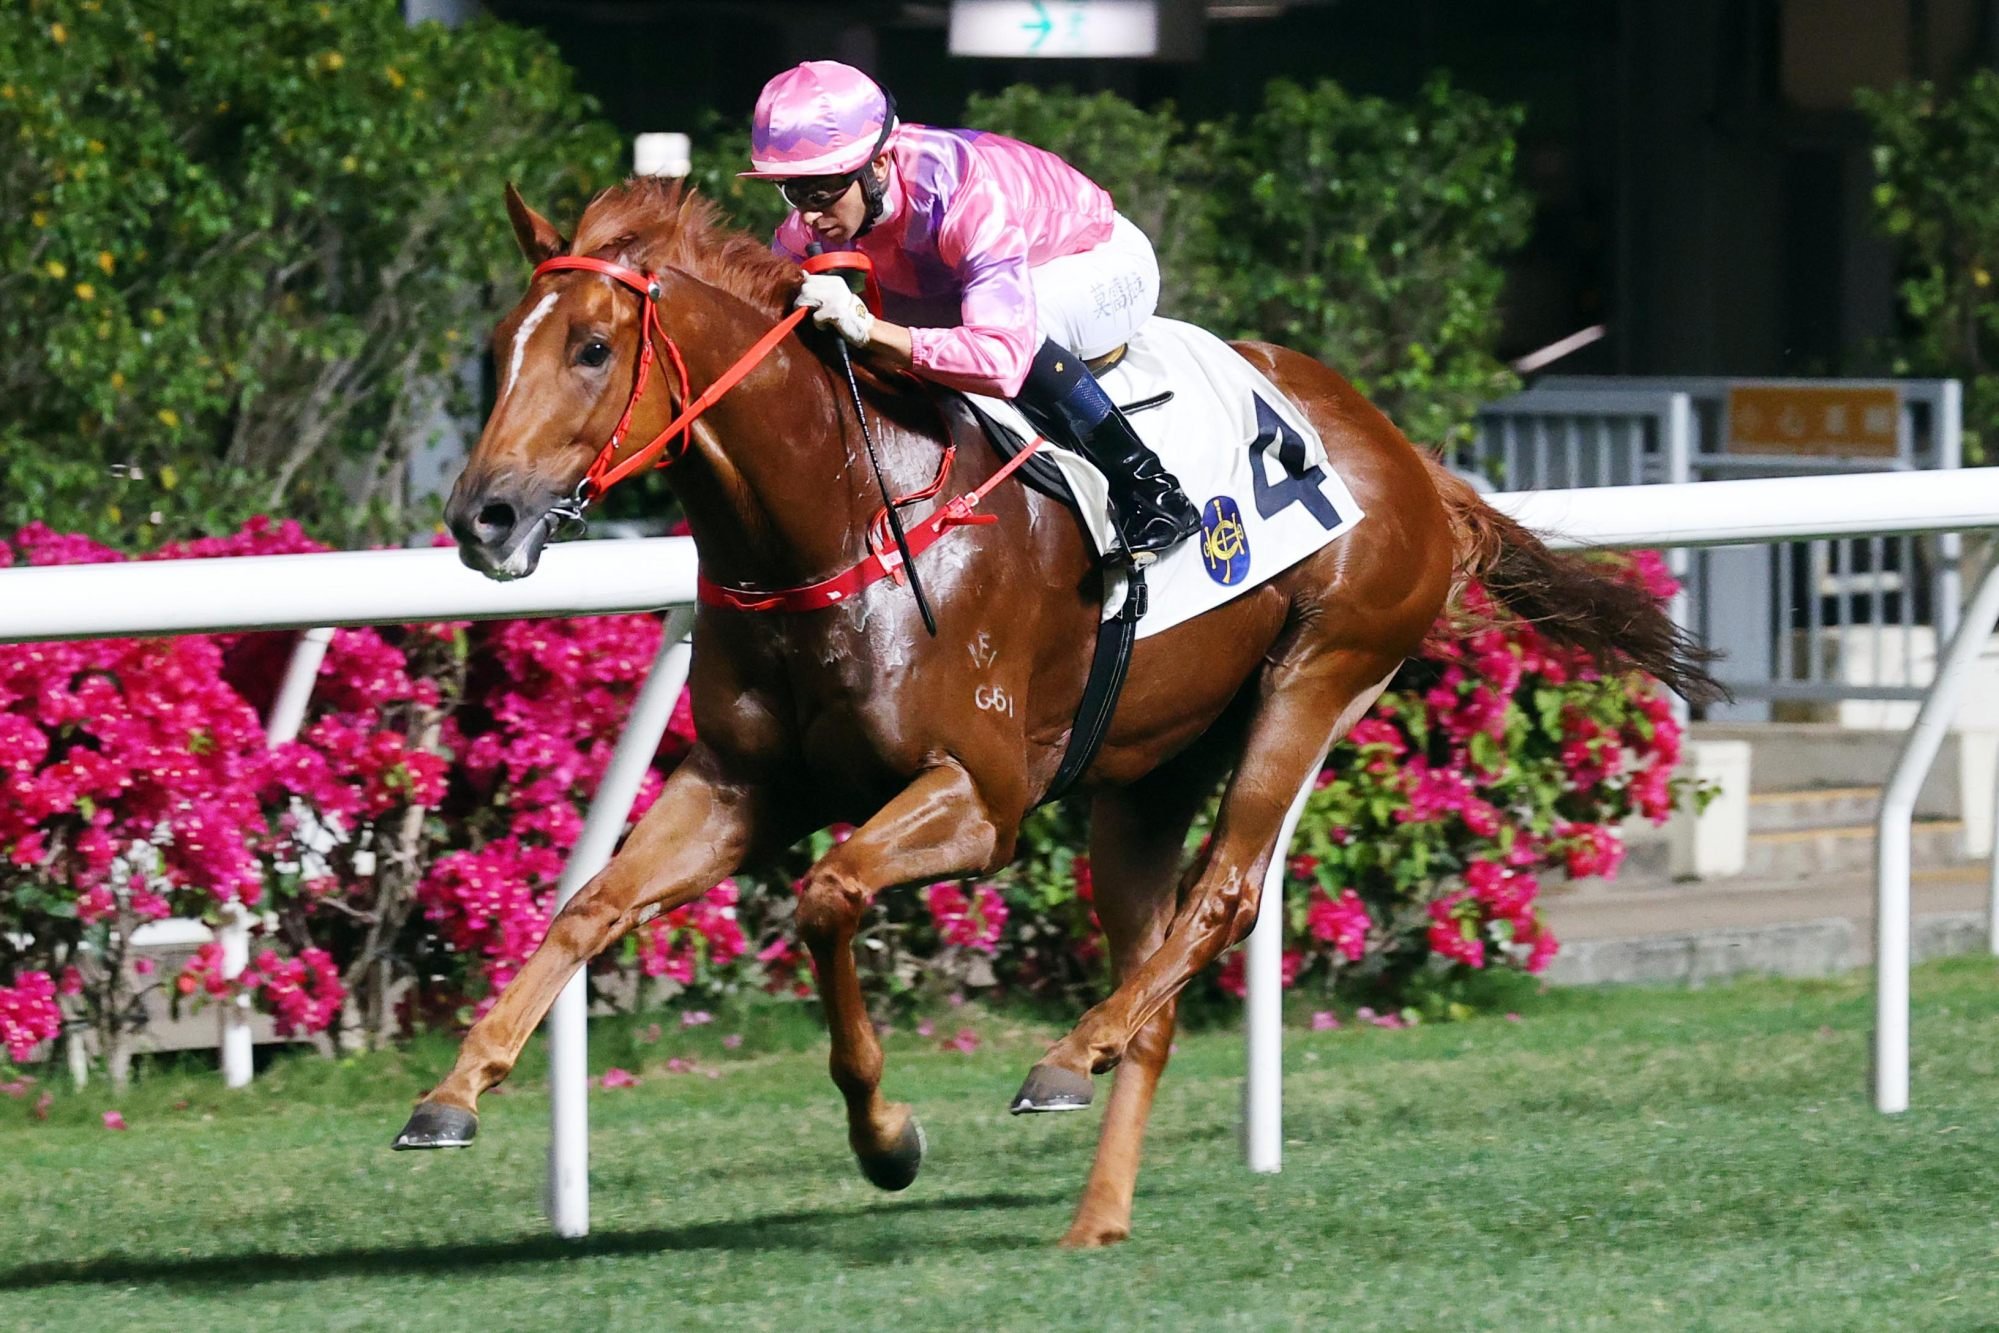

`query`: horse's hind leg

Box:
[794,761,1016,1191]
[394,748,767,1149]
[1019,648,1399,1104]
[1058,758,1220,1248]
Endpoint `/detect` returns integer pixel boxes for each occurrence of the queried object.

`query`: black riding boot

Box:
[1018,338,1201,558]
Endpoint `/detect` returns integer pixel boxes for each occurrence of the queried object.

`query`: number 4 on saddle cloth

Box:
[957,317,1366,638]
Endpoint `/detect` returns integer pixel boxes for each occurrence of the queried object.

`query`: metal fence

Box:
[1469,378,1964,718]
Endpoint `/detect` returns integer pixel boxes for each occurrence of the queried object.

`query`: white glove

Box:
[795,272,875,347]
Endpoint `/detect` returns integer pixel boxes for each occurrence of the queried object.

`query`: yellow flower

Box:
[385,66,406,89]
[31,210,47,228]
[159,465,179,491]
[340,154,358,173]
[156,409,180,430]
[87,139,104,155]
[110,372,125,390]
[1,85,14,101]
[148,308,165,326]
[97,250,115,275]
[74,282,95,301]
[324,50,344,70]
[49,22,67,44]
[1976,268,1992,289]
[45,259,67,279]
[106,504,121,524]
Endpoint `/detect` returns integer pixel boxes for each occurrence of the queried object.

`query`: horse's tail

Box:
[1423,452,1727,706]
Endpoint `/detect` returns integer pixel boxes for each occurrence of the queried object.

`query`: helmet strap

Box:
[854,162,888,238]
[851,89,897,240]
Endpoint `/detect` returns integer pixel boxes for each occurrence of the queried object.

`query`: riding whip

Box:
[806,242,938,637]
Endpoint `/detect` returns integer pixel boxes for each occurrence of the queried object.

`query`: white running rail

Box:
[5,467,1998,1233]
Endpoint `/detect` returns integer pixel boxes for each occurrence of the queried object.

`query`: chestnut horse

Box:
[398,178,1715,1247]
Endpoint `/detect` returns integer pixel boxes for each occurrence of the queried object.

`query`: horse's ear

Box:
[504,182,568,264]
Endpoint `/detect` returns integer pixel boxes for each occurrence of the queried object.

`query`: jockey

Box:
[742,60,1201,558]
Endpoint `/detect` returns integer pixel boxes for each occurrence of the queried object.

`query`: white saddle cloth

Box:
[966,317,1365,639]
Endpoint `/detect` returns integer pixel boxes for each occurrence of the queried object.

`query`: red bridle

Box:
[524,249,1043,616]
[528,254,811,506]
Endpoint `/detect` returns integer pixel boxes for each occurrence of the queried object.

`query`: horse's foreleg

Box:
[1057,766,1215,1248]
[1019,653,1398,1108]
[394,748,767,1149]
[795,761,1009,1191]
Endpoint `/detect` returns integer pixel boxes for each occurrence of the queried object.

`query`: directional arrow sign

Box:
[949,1,1159,58]
[1023,0,1053,49]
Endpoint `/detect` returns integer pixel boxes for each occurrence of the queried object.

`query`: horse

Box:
[396,177,1717,1248]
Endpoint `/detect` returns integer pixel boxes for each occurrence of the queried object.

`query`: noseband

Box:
[528,254,811,517]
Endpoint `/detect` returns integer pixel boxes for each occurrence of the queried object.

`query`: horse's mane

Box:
[571,177,798,316]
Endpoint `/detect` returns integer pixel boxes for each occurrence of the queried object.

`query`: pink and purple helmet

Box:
[740,61,895,180]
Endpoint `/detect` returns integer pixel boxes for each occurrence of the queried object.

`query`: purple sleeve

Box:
[770,214,812,263]
[905,175,1038,398]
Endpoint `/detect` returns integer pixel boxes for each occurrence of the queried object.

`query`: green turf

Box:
[5,961,1999,1331]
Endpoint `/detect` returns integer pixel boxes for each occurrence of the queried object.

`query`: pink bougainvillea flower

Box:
[102,1110,127,1130]
[1310,1011,1341,1032]
[597,1067,638,1089]
[680,1010,713,1027]
[943,1028,980,1054]
[722,1033,743,1050]
[915,1019,935,1038]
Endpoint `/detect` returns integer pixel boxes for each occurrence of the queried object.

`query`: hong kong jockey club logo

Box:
[1199,495,1251,586]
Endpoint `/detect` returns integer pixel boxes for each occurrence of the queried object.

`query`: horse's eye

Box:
[577,341,611,368]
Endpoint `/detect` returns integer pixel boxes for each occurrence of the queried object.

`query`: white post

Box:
[1876,559,1999,1113]
[633,132,691,179]
[1244,768,1320,1173]
[219,626,336,1088]
[1989,754,1999,955]
[545,608,696,1239]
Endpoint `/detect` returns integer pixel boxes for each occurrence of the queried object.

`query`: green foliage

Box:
[0,0,622,546]
[1197,77,1532,448]
[1862,74,1999,463]
[682,110,790,241]
[968,79,1532,448]
[963,86,1218,322]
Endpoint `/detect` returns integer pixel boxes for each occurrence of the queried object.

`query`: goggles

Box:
[777,172,862,213]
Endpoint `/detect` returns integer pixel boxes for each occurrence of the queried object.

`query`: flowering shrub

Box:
[0,518,1696,1084]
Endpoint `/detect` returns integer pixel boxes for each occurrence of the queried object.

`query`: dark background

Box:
[454,0,1999,378]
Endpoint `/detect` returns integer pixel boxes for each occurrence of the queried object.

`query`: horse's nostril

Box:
[475,500,517,543]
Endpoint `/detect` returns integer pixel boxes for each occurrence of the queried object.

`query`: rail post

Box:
[1875,558,1999,1113]
[545,607,696,1238]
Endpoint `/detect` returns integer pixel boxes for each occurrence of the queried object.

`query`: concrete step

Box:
[1747,785,1882,832]
[1542,865,1992,987]
[1744,819,1967,880]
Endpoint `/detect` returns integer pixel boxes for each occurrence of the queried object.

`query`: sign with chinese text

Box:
[1725,384,1902,457]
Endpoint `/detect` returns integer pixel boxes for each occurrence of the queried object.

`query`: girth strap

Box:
[1043,566,1148,803]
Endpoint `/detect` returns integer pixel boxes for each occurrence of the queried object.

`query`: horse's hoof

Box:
[1058,1221,1131,1249]
[392,1101,479,1151]
[1009,1063,1094,1114]
[855,1114,926,1192]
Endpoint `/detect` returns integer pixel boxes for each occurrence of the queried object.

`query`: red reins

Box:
[530,248,1039,615]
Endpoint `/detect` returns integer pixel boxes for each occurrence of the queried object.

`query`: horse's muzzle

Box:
[445,478,561,582]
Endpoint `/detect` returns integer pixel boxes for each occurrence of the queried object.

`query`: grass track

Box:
[5,960,1999,1331]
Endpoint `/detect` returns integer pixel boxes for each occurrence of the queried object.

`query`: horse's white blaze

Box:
[503,291,561,402]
